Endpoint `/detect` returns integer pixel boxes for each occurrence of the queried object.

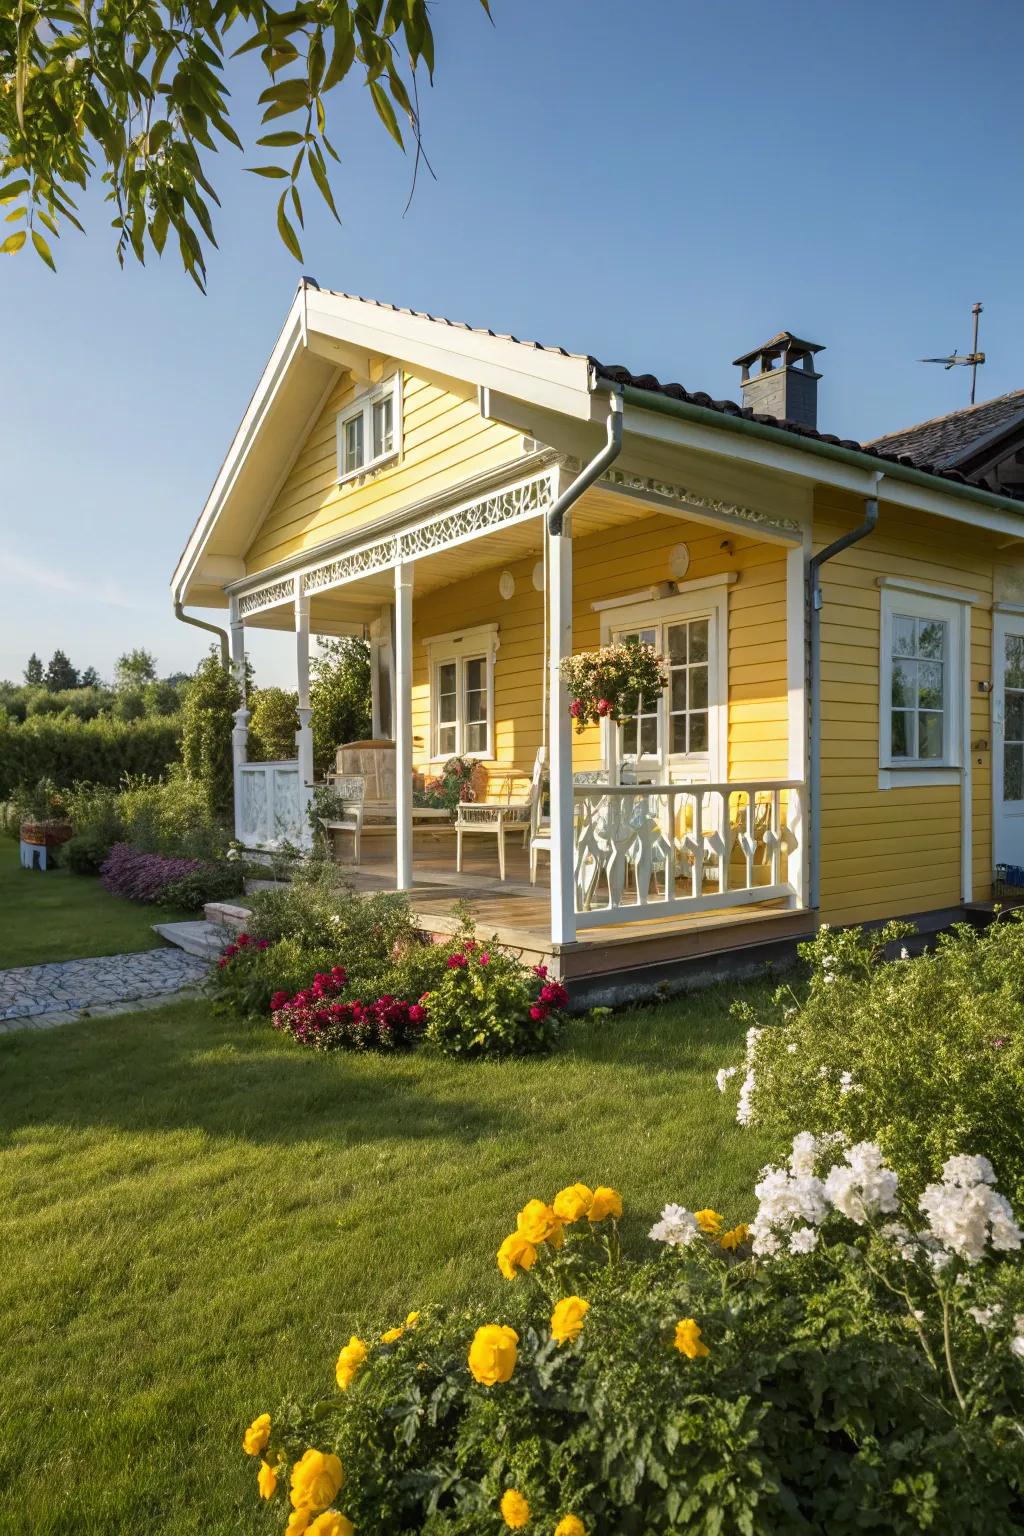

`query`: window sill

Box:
[337,449,399,488]
[429,752,492,764]
[878,764,961,790]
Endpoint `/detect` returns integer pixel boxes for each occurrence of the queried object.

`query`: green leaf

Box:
[370,80,404,148]
[256,130,305,147]
[290,183,303,228]
[0,230,27,255]
[322,22,356,91]
[0,178,30,203]
[258,77,309,109]
[276,191,303,260]
[247,164,291,178]
[308,147,340,221]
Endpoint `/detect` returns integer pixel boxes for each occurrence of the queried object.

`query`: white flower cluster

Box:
[918,1154,1024,1265]
[648,1203,700,1247]
[735,1026,761,1127]
[715,1066,737,1094]
[749,1133,897,1258]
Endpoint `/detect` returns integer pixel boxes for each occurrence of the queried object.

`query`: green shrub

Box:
[117,771,226,859]
[207,935,338,1017]
[423,941,568,1057]
[248,686,299,762]
[180,648,241,816]
[248,1142,1024,1535]
[721,918,1024,1205]
[0,712,181,796]
[310,636,371,777]
[159,862,244,910]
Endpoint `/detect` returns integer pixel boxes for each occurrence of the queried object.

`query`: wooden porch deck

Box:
[336,824,813,992]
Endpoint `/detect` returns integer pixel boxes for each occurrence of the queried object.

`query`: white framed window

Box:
[336,374,401,483]
[425,624,499,760]
[596,578,730,782]
[879,583,968,782]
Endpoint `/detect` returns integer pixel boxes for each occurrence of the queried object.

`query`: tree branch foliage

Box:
[0,0,491,287]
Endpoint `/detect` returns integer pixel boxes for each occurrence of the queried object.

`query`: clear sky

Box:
[2,0,1022,689]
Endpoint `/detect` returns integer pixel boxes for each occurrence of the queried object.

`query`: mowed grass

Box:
[0,854,192,968]
[0,989,772,1535]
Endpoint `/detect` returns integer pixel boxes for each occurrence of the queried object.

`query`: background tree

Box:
[180,647,244,816]
[248,686,299,763]
[310,636,371,777]
[79,665,103,688]
[23,654,43,686]
[115,649,158,691]
[1,0,491,287]
[44,649,78,691]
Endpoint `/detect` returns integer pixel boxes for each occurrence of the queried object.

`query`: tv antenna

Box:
[920,301,986,405]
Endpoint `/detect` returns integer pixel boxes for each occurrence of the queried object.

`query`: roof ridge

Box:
[868,388,1024,446]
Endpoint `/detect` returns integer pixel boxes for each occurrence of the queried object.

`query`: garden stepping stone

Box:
[151,919,230,960]
[0,947,208,1031]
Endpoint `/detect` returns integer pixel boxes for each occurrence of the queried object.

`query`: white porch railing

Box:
[572,779,804,929]
[236,760,311,849]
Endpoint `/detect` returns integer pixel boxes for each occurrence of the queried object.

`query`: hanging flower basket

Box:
[560,640,668,733]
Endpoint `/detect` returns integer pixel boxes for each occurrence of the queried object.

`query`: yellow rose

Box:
[381,1326,404,1343]
[468,1323,518,1385]
[695,1208,723,1235]
[552,1184,593,1224]
[550,1296,590,1345]
[335,1336,368,1391]
[290,1448,344,1512]
[720,1223,749,1252]
[517,1198,559,1244]
[548,1219,565,1249]
[243,1412,271,1456]
[554,1518,587,1536]
[673,1318,710,1359]
[500,1488,530,1528]
[588,1186,623,1223]
[405,1310,421,1327]
[286,1512,312,1536]
[258,1460,278,1500]
[497,1231,539,1280]
[307,1514,354,1536]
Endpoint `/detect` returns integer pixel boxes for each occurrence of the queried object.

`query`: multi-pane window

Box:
[433,652,491,758]
[890,613,947,761]
[615,615,713,767]
[336,376,401,481]
[1004,634,1024,801]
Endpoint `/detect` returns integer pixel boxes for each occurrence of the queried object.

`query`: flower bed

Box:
[270,964,427,1052]
[100,842,243,908]
[243,1138,1024,1533]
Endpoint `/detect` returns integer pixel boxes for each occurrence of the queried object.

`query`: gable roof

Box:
[868,390,1024,472]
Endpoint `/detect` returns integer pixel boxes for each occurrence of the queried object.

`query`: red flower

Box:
[596,698,611,716]
[540,981,569,1009]
[409,1004,426,1024]
[532,964,548,979]
[447,954,468,969]
[569,699,582,718]
[256,939,269,951]
[478,952,490,966]
[530,1004,548,1022]
[217,956,229,970]
[236,933,251,947]
[270,990,290,1010]
[222,944,238,959]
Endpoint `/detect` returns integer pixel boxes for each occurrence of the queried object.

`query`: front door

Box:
[993,613,1024,870]
[612,610,719,783]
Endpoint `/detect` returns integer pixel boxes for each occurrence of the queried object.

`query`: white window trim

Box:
[878,584,967,788]
[425,623,499,762]
[336,374,402,485]
[597,587,728,781]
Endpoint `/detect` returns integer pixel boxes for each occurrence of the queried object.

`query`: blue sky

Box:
[2,0,1022,689]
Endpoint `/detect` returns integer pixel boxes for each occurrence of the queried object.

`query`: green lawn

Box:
[0,854,193,968]
[0,989,772,1535]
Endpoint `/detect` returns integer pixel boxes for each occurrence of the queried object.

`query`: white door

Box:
[612,611,719,783]
[993,613,1024,872]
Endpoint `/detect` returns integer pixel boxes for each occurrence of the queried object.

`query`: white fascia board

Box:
[172,290,307,604]
[622,398,1024,541]
[304,291,596,422]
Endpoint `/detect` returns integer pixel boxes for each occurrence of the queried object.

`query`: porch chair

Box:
[454,770,532,882]
[319,773,366,865]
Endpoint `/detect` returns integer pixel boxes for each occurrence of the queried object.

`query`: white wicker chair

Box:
[320,774,366,865]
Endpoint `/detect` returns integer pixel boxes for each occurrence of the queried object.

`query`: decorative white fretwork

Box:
[598,467,802,537]
[234,470,554,613]
[237,578,296,620]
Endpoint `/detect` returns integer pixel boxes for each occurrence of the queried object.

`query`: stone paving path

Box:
[0,948,209,1032]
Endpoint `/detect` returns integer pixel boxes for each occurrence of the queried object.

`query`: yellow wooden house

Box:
[171,285,1024,993]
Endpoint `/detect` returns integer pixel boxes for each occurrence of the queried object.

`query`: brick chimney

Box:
[733,332,824,428]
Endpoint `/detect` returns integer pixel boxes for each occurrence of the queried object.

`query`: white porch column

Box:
[548,522,577,944]
[394,562,414,891]
[294,579,315,791]
[786,537,809,907]
[229,596,249,841]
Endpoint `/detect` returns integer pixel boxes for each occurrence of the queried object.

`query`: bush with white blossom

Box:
[719,916,1024,1204]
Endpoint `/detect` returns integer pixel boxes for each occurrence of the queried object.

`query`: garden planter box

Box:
[20,820,73,848]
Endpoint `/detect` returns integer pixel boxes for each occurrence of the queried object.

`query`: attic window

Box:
[336,375,401,482]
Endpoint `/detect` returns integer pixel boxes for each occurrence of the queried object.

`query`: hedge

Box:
[0,713,183,796]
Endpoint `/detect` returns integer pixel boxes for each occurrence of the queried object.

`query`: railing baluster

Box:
[691,791,703,898]
[744,791,755,891]
[771,788,781,886]
[663,789,675,903]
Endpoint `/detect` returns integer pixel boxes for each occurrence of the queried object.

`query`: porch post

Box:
[294,578,315,792]
[229,595,249,842]
[548,521,577,944]
[786,536,809,907]
[394,562,414,891]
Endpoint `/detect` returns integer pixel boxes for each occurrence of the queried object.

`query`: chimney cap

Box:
[732,331,825,370]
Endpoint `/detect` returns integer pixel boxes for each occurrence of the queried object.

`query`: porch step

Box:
[203,900,254,933]
[152,919,229,960]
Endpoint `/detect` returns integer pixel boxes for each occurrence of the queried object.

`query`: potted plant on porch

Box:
[560,639,668,733]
